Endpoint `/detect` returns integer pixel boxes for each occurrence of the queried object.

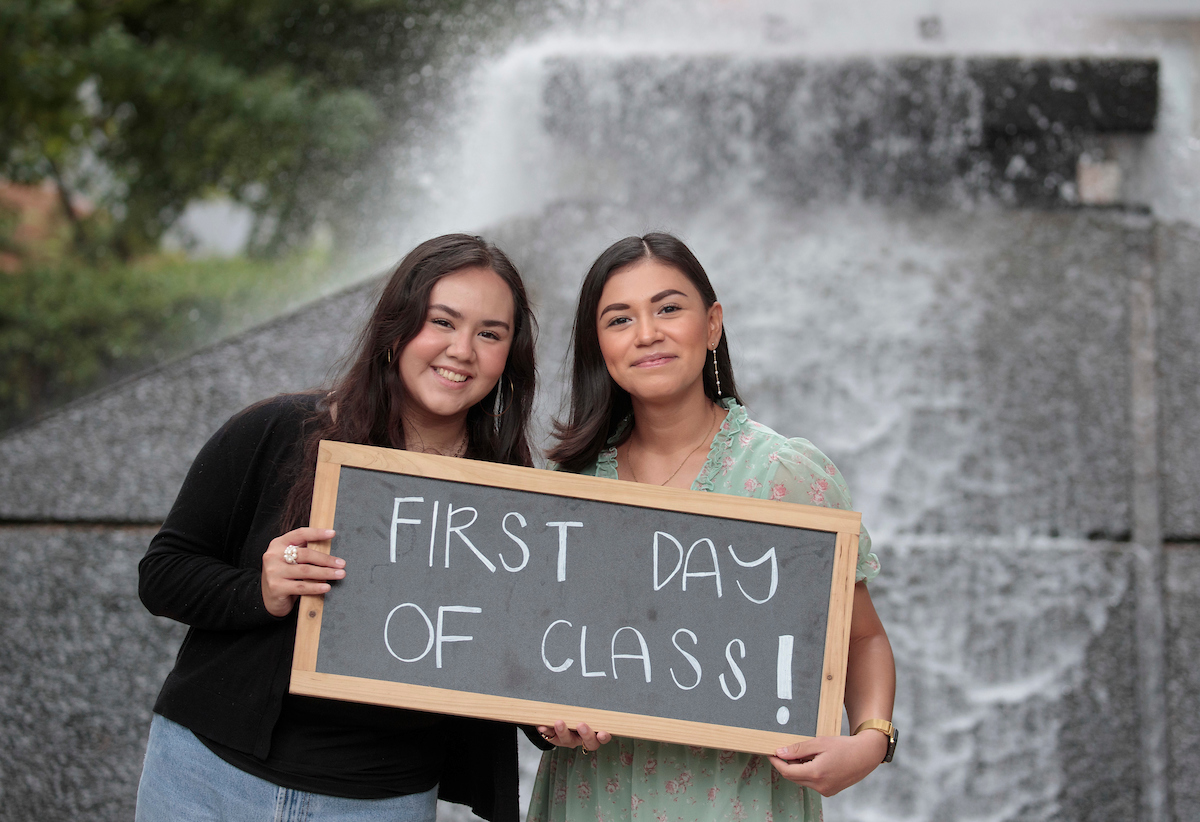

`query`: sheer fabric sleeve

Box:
[760,438,880,583]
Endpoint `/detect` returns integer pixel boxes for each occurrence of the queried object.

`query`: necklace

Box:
[627,405,717,487]
[407,430,468,458]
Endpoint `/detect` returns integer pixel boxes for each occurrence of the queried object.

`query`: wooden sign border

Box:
[291,440,861,755]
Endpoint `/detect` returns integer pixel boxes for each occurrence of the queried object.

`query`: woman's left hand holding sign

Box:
[537,720,612,753]
[768,732,888,797]
[261,527,342,617]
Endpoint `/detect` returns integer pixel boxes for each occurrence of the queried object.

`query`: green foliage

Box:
[0,252,331,430]
[0,0,532,257]
[0,0,550,428]
[0,205,19,255]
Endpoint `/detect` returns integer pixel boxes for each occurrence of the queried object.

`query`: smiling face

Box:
[596,258,723,405]
[396,265,515,428]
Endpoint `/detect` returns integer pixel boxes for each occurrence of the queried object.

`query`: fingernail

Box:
[335,558,346,567]
[334,569,345,577]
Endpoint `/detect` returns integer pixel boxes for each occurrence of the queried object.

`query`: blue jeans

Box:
[135,714,439,822]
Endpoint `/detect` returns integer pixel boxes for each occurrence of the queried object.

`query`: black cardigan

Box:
[140,394,539,820]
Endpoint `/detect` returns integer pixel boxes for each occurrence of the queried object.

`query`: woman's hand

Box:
[768,731,888,796]
[771,583,896,795]
[536,720,612,753]
[261,527,343,617]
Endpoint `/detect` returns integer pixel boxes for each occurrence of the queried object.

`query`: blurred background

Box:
[2,0,1198,820]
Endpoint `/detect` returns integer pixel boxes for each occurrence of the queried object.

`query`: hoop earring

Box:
[711,347,722,397]
[485,376,515,418]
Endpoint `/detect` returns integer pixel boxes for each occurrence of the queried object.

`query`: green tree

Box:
[0,0,531,258]
[0,0,102,252]
[0,251,332,430]
[0,0,550,430]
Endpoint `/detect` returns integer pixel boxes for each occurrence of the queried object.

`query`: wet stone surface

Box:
[1165,546,1200,821]
[542,56,1157,211]
[4,521,1191,822]
[0,526,181,822]
[832,538,1142,822]
[1156,222,1200,540]
[500,202,1141,540]
[0,282,376,523]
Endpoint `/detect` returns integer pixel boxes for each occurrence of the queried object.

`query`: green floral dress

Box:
[527,399,880,822]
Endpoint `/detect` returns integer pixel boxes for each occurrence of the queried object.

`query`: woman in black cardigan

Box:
[136,234,545,822]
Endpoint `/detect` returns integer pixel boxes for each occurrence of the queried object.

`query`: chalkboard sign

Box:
[290,440,861,755]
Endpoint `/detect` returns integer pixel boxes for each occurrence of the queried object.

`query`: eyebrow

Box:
[428,303,511,331]
[651,288,687,303]
[598,288,689,318]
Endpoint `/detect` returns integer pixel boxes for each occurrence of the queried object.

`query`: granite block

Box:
[0,283,376,523]
[0,525,182,821]
[830,538,1140,822]
[1165,545,1200,821]
[541,56,1158,210]
[970,57,1158,134]
[1156,222,1200,540]
[497,202,1140,539]
[1,204,1148,538]
[0,530,1185,822]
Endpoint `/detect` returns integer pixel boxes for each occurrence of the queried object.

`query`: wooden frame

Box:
[291,440,861,755]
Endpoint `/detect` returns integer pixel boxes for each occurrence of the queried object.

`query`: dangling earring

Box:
[711,346,722,397]
[386,348,392,364]
[485,376,515,418]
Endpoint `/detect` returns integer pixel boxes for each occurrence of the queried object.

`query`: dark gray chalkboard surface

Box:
[291,441,862,754]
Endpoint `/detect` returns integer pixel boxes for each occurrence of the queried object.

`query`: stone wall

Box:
[1,526,178,820]
[1157,222,1200,540]
[489,202,1200,821]
[0,281,376,524]
[3,529,1193,820]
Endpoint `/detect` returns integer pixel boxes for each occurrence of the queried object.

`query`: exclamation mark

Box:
[776,634,794,725]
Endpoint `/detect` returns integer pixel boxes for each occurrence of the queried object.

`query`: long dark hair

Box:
[549,232,741,473]
[282,233,537,528]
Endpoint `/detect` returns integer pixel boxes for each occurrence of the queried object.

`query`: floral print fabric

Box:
[527,399,879,822]
[529,741,823,822]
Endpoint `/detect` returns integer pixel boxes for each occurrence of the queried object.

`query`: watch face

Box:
[884,727,898,763]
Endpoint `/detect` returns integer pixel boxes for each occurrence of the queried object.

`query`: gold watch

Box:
[853,719,897,763]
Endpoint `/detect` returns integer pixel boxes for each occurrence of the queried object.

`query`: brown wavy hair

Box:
[548,232,741,473]
[282,233,537,528]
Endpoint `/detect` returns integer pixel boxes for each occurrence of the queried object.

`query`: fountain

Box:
[1,2,1198,820]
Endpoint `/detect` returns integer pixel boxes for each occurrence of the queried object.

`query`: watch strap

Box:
[852,719,897,763]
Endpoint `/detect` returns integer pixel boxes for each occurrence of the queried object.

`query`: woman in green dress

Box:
[528,233,895,822]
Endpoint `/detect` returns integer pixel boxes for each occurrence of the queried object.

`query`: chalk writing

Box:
[311,464,845,740]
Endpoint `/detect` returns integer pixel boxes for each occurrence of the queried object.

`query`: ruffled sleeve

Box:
[694,398,748,493]
[592,446,618,479]
[759,437,880,583]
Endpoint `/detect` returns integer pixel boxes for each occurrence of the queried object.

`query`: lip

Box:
[631,352,676,368]
[431,365,473,386]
